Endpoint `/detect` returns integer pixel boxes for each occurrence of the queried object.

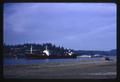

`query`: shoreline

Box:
[3,59,116,79]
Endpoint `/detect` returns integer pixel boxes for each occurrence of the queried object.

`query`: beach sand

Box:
[3,59,116,79]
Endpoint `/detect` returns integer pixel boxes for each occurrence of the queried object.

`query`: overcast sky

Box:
[4,3,116,50]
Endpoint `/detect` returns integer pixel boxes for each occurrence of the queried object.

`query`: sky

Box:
[4,3,116,50]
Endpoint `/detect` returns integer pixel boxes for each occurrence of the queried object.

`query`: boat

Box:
[25,45,77,59]
[25,45,48,59]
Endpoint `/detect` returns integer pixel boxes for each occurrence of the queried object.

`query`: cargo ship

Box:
[25,45,48,59]
[25,45,77,59]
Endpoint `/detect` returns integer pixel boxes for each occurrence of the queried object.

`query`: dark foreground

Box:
[3,59,116,79]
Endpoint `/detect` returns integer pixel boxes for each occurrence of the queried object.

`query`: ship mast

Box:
[45,45,48,50]
[30,45,33,54]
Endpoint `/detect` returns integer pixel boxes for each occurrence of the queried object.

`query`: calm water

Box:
[3,56,116,65]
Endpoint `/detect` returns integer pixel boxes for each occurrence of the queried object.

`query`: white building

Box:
[79,55,91,58]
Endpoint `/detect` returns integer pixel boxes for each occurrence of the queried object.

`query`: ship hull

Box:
[25,54,48,59]
[48,55,77,59]
[25,54,77,59]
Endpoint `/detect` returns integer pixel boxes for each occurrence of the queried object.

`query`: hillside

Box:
[74,49,116,56]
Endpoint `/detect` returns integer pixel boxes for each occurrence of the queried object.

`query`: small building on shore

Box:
[78,55,91,58]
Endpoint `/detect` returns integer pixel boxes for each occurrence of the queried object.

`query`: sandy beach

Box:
[3,59,116,79]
